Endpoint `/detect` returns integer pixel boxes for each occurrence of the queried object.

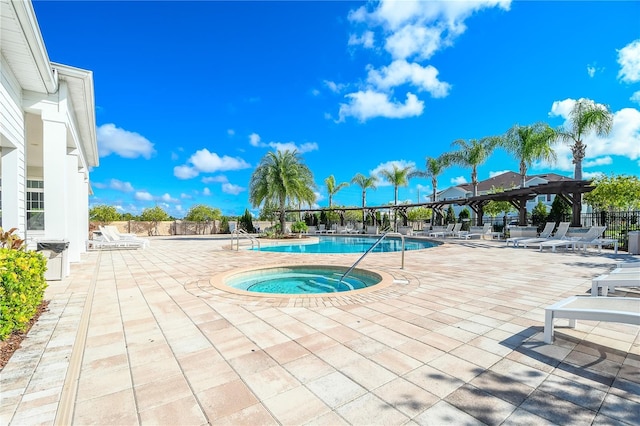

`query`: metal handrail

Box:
[232,229,261,251]
[340,232,405,283]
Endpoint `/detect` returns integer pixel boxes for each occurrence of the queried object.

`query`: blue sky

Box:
[33,0,640,218]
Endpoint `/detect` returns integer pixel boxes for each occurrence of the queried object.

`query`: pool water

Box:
[255,235,437,254]
[225,265,381,294]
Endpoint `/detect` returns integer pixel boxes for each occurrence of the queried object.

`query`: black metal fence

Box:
[565,211,639,252]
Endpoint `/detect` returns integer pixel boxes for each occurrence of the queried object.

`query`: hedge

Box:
[0,248,47,340]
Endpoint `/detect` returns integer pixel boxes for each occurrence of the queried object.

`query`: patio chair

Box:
[428,223,454,238]
[521,222,570,248]
[579,235,619,254]
[99,226,149,248]
[591,272,640,296]
[459,223,492,240]
[447,223,463,238]
[506,222,554,247]
[544,295,640,343]
[538,225,606,253]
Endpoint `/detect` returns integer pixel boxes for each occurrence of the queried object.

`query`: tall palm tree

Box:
[351,173,377,227]
[324,175,349,208]
[500,123,557,224]
[501,122,558,188]
[557,99,613,180]
[409,155,450,225]
[249,150,316,234]
[378,163,414,228]
[443,137,498,197]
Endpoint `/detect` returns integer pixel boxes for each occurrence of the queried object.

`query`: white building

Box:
[1,0,98,276]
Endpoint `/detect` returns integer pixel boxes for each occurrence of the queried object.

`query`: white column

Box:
[41,111,68,240]
[1,146,26,237]
[65,151,81,263]
[78,171,89,254]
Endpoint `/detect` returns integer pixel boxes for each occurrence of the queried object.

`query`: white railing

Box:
[340,232,405,283]
[232,229,261,251]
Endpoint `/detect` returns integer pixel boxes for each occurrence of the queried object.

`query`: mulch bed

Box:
[0,300,49,371]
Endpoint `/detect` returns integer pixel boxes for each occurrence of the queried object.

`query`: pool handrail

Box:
[232,228,261,251]
[340,232,405,283]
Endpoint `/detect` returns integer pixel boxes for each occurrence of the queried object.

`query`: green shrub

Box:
[291,221,308,233]
[0,249,47,340]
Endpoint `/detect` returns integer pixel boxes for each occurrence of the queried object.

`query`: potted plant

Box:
[291,221,308,238]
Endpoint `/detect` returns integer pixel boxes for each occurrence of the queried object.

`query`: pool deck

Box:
[1,236,639,425]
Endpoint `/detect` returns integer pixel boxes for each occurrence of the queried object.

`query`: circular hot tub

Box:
[214,265,392,296]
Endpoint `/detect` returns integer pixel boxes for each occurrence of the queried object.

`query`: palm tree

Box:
[557,99,613,180]
[378,163,414,228]
[324,175,349,208]
[351,173,377,227]
[409,155,450,225]
[443,137,498,197]
[501,123,558,188]
[249,150,316,234]
[500,122,557,225]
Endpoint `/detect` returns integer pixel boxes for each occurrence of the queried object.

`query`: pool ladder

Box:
[340,232,405,283]
[232,229,261,251]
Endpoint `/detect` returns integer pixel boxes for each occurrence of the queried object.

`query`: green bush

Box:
[291,221,308,233]
[0,249,47,340]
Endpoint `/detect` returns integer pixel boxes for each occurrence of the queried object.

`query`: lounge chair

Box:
[538,225,606,252]
[429,223,454,238]
[544,296,640,343]
[506,222,554,247]
[591,272,640,296]
[521,222,570,248]
[99,226,149,248]
[578,235,619,254]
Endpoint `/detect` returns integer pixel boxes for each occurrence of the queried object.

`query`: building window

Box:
[27,179,44,230]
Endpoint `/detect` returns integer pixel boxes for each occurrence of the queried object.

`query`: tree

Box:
[89,205,120,224]
[407,207,432,222]
[501,123,557,188]
[531,201,548,230]
[378,163,414,228]
[483,187,516,219]
[351,173,378,227]
[557,99,613,180]
[324,175,349,208]
[184,204,222,234]
[409,155,449,225]
[445,206,456,224]
[238,209,255,233]
[443,137,498,197]
[547,196,571,225]
[140,206,169,236]
[584,174,640,211]
[249,150,316,235]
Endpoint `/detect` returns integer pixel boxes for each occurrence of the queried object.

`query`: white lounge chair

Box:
[429,223,454,238]
[447,223,463,238]
[99,226,149,248]
[538,225,606,252]
[544,296,640,343]
[591,272,640,296]
[578,235,619,254]
[458,223,491,240]
[506,222,554,247]
[521,222,570,248]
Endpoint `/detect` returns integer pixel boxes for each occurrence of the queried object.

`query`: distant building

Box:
[1,0,98,276]
[436,172,574,219]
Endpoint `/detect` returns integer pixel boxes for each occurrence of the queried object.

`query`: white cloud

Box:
[269,141,319,154]
[159,193,178,203]
[348,31,375,48]
[311,88,321,96]
[324,80,345,93]
[202,187,211,196]
[338,90,424,122]
[370,160,416,186]
[451,176,468,185]
[173,165,199,180]
[489,170,510,178]
[249,133,262,147]
[587,66,596,78]
[107,179,134,192]
[384,24,443,60]
[582,171,606,180]
[631,90,640,105]
[222,183,245,195]
[134,191,153,201]
[97,123,156,159]
[583,157,613,168]
[92,182,106,189]
[170,152,179,161]
[180,193,192,199]
[202,175,228,184]
[227,129,235,136]
[617,39,640,83]
[366,60,450,97]
[174,149,250,179]
[314,191,325,202]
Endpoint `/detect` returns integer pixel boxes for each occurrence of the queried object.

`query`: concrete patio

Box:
[1,236,638,425]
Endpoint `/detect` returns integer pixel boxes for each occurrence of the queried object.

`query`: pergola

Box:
[286,180,594,228]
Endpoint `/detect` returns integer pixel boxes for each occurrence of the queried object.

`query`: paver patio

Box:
[1,236,638,425]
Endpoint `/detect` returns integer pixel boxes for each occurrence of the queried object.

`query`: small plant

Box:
[0,227,26,251]
[291,221,308,233]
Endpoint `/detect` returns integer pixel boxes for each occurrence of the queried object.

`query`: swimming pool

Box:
[224,265,382,294]
[254,235,437,254]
